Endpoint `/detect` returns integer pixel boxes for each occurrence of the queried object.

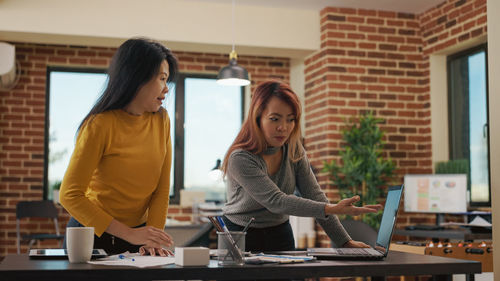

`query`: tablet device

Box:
[29,249,107,259]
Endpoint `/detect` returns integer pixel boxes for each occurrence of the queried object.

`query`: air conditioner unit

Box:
[0,42,18,90]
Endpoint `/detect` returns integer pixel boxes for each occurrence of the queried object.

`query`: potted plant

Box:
[51,180,62,204]
[322,111,395,229]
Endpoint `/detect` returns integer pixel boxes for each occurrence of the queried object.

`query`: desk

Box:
[0,251,481,281]
[394,228,492,241]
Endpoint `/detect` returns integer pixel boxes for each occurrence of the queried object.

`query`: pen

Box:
[119,254,135,261]
[233,217,255,246]
[216,216,229,232]
[241,217,255,233]
[208,216,223,232]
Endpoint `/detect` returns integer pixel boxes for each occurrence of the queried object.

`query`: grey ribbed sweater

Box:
[223,145,352,247]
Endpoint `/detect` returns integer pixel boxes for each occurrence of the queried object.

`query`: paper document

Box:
[440,216,492,228]
[88,252,175,268]
[244,253,314,264]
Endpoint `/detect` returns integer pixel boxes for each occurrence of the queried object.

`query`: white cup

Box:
[66,227,94,263]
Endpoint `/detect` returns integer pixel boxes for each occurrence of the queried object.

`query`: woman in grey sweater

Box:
[221,81,382,252]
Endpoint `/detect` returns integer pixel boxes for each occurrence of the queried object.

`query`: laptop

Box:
[307,184,403,260]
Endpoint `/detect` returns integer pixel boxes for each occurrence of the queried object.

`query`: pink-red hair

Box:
[222,81,303,174]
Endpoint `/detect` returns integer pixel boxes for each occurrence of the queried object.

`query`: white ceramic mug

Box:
[66,227,94,263]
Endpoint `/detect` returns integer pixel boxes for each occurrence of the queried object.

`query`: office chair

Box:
[16,200,65,254]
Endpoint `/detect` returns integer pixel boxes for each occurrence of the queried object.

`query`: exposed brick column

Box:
[304,7,431,245]
[304,0,487,246]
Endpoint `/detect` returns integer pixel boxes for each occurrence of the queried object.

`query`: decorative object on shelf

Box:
[216,0,250,86]
[322,111,395,229]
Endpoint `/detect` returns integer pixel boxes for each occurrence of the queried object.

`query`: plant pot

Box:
[53,190,60,204]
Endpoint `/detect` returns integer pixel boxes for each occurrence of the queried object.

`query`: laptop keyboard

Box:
[336,248,375,256]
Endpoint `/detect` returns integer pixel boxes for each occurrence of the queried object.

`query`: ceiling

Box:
[204,0,445,14]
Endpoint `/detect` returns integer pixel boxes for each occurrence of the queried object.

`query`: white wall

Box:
[0,0,319,58]
[290,58,306,136]
[430,55,449,166]
[486,0,499,279]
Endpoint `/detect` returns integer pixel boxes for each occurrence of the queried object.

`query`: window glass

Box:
[468,52,489,203]
[164,84,176,196]
[448,46,490,206]
[47,70,177,199]
[183,77,242,201]
[47,71,106,199]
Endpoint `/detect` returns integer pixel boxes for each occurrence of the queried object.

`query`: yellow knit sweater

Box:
[60,108,172,236]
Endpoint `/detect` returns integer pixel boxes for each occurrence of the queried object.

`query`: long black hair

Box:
[78,37,179,131]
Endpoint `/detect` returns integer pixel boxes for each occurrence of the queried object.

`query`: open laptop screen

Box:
[375,185,403,255]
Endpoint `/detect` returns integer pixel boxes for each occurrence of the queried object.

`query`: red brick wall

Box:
[420,0,487,55]
[305,0,487,246]
[0,42,290,257]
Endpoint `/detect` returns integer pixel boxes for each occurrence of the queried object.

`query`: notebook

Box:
[307,185,404,260]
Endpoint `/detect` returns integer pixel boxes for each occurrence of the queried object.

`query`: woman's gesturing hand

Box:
[325,195,383,216]
[126,226,174,249]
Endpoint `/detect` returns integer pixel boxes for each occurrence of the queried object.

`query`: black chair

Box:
[16,200,64,253]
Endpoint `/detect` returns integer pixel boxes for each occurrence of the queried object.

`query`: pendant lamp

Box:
[217,0,250,86]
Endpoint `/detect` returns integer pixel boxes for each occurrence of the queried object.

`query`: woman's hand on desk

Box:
[106,220,174,252]
[127,226,174,249]
[325,195,382,216]
[343,240,371,248]
[139,245,173,256]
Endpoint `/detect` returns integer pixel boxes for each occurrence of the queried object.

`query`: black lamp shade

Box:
[217,58,250,86]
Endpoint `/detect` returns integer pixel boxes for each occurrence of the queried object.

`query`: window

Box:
[447,44,490,207]
[44,70,243,205]
[171,74,244,203]
[44,67,107,200]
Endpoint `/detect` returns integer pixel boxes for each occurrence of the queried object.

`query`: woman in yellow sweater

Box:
[60,38,178,256]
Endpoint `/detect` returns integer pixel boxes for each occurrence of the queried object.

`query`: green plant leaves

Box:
[322,111,395,230]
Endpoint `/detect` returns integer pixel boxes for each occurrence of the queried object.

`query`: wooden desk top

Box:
[0,251,481,281]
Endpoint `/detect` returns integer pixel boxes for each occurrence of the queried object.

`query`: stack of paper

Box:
[440,216,492,228]
[244,254,314,264]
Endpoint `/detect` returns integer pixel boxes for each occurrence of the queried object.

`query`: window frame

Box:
[43,66,107,200]
[446,43,490,207]
[170,73,245,204]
